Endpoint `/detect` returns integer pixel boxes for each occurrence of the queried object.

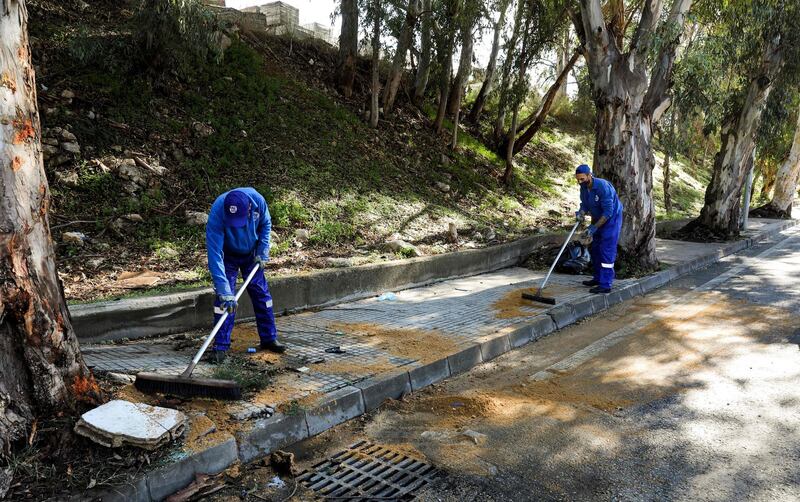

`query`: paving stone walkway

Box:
[81,218,791,419]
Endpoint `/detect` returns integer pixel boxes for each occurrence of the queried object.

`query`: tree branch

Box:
[629,0,664,57]
[578,0,618,90]
[642,0,693,121]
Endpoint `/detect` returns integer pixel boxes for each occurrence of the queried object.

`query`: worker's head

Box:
[223,190,249,228]
[575,164,592,186]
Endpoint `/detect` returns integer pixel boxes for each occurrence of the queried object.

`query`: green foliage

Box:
[133,0,223,74]
[211,356,273,392]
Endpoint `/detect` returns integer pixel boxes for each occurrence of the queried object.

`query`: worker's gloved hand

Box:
[575,210,585,222]
[218,295,237,314]
[583,225,597,238]
[255,255,269,268]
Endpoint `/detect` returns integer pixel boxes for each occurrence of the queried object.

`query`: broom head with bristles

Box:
[134,372,241,400]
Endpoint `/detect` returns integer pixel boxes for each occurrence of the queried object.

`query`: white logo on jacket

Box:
[253,212,260,220]
[229,205,238,214]
[595,195,599,202]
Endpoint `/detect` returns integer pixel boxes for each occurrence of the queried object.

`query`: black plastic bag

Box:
[556,241,591,274]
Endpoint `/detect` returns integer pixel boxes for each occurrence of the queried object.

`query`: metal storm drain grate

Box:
[298,440,440,500]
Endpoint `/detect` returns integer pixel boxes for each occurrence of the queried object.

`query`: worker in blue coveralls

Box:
[205,188,286,364]
[574,164,624,294]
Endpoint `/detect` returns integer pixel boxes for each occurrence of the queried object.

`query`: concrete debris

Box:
[295,229,310,243]
[185,211,209,226]
[230,404,274,422]
[386,239,423,257]
[55,170,80,187]
[105,372,136,384]
[74,400,186,450]
[325,257,354,268]
[461,429,488,445]
[62,231,88,246]
[60,141,81,154]
[192,121,215,137]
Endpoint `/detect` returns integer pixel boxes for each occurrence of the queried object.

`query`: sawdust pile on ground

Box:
[492,284,580,319]
[183,414,232,452]
[407,394,502,428]
[318,358,397,376]
[250,373,319,407]
[227,325,284,364]
[328,323,460,363]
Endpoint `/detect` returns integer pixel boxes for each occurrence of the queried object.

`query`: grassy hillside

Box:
[30,0,710,302]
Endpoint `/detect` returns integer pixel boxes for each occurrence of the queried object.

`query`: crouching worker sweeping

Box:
[205,187,286,363]
[574,164,623,294]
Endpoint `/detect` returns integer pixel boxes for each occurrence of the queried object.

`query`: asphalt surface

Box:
[291,227,800,502]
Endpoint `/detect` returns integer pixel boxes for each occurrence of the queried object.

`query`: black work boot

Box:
[204,350,227,364]
[260,339,287,354]
[582,279,599,287]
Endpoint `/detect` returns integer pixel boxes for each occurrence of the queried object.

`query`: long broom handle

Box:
[536,221,581,295]
[181,263,262,377]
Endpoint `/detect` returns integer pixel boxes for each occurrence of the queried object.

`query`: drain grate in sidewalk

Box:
[298,440,439,500]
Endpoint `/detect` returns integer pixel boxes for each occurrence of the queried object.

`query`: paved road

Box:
[289,227,800,501]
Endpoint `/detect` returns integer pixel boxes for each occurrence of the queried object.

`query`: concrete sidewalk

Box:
[82,218,798,501]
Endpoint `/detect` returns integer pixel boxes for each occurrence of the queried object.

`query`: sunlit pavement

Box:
[289,227,800,502]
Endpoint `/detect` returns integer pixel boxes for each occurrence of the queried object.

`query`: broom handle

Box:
[537,221,581,295]
[182,263,262,377]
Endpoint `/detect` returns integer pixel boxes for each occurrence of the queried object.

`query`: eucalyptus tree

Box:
[0,0,95,456]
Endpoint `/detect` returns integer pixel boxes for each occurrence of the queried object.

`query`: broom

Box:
[134,263,263,400]
[522,221,581,305]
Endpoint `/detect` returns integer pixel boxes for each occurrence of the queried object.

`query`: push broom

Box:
[522,221,581,305]
[134,263,262,400]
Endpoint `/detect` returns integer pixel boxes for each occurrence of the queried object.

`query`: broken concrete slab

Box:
[74,400,186,450]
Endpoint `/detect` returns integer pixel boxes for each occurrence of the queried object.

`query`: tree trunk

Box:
[369,0,381,128]
[412,0,433,106]
[336,0,359,98]
[501,49,581,156]
[576,0,692,270]
[554,26,571,101]
[446,19,476,117]
[433,0,461,134]
[752,107,800,219]
[692,35,784,237]
[383,0,418,114]
[492,2,523,145]
[662,108,677,214]
[467,0,509,124]
[758,159,777,199]
[0,0,95,456]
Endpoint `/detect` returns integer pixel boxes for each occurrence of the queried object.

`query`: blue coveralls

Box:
[579,177,624,290]
[206,188,277,351]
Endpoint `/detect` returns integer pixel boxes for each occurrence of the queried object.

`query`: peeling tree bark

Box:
[468,0,510,124]
[383,0,419,115]
[0,0,94,457]
[691,35,785,236]
[336,0,359,98]
[575,0,692,270]
[752,106,800,219]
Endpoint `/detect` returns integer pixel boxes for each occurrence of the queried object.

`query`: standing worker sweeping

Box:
[574,164,623,294]
[206,187,286,363]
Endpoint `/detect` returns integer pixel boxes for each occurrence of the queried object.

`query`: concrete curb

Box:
[72,233,567,343]
[90,219,798,501]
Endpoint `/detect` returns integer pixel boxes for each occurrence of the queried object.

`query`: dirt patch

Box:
[328,323,461,363]
[492,285,580,319]
[317,357,397,376]
[183,414,232,453]
[250,373,319,408]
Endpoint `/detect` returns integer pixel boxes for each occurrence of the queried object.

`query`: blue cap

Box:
[223,190,249,228]
[576,164,591,175]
